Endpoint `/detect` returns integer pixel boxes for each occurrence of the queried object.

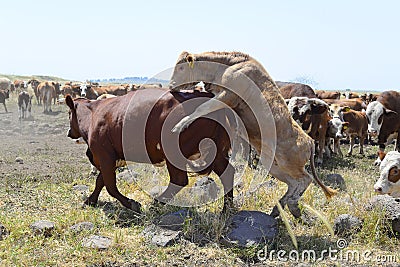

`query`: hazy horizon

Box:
[1,1,399,91]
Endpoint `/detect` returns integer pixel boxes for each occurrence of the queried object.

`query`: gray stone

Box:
[15,157,24,164]
[142,224,181,247]
[223,210,278,247]
[157,210,192,231]
[82,235,112,250]
[189,176,220,204]
[0,224,9,240]
[325,173,346,191]
[367,195,400,234]
[73,184,89,192]
[30,220,55,237]
[333,214,363,237]
[69,222,94,233]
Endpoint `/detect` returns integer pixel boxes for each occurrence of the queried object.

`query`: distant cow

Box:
[0,89,10,113]
[0,78,11,91]
[323,98,367,111]
[27,79,41,104]
[18,91,33,119]
[374,151,400,197]
[276,81,317,99]
[366,91,400,165]
[360,93,379,105]
[65,89,234,213]
[286,97,330,164]
[13,80,27,92]
[80,84,128,99]
[316,90,341,99]
[342,91,359,99]
[37,81,57,113]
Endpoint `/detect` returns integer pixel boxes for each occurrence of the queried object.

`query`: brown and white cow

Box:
[80,84,128,99]
[374,151,400,197]
[13,80,27,92]
[342,91,359,99]
[66,89,234,213]
[276,81,317,99]
[18,91,33,119]
[316,90,341,99]
[366,91,400,165]
[27,79,41,104]
[360,93,379,105]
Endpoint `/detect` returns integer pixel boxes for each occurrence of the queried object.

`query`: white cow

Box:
[374,151,400,197]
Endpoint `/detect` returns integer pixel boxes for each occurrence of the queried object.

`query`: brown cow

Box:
[323,98,367,111]
[341,108,368,155]
[65,89,234,213]
[316,90,340,99]
[80,84,128,99]
[37,81,56,113]
[13,80,27,92]
[276,81,317,99]
[0,89,9,113]
[360,93,379,105]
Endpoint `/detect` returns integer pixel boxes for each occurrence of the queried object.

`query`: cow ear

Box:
[343,106,351,112]
[384,108,398,116]
[342,122,349,130]
[186,54,196,63]
[66,95,75,110]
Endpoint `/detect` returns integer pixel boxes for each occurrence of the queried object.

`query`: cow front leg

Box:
[3,103,7,113]
[347,136,355,155]
[213,156,235,213]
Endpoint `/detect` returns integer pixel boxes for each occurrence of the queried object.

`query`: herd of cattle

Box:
[0,51,399,219]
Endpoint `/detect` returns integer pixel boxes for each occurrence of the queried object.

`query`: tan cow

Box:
[37,81,57,113]
[169,51,336,219]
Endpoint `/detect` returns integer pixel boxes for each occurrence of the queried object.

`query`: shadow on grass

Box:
[97,201,143,227]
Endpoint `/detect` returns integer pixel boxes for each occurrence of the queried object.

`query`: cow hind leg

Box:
[213,156,235,213]
[347,136,355,155]
[156,161,188,204]
[3,103,7,113]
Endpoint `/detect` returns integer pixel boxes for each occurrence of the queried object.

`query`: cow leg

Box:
[213,156,235,213]
[359,135,366,154]
[396,133,400,152]
[3,103,7,113]
[347,136,355,155]
[100,161,141,212]
[85,172,105,206]
[375,144,386,166]
[157,160,188,204]
[334,137,343,157]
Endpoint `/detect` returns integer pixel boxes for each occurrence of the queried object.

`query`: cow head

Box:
[374,151,400,197]
[66,95,81,139]
[327,117,348,139]
[366,101,397,137]
[80,84,87,97]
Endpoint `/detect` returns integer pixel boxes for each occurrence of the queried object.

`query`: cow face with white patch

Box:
[374,151,400,197]
[80,84,87,97]
[366,101,396,137]
[327,117,347,139]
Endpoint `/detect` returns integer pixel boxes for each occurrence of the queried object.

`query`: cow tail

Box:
[310,143,338,199]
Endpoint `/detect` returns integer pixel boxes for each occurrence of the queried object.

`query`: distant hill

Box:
[0,74,69,82]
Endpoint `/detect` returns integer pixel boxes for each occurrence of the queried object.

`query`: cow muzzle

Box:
[368,129,378,137]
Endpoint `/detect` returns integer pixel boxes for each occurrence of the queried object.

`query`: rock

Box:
[333,214,362,237]
[148,185,168,198]
[223,210,278,247]
[157,210,192,231]
[367,195,400,234]
[15,157,24,164]
[189,176,220,204]
[0,224,10,240]
[73,184,89,192]
[30,220,55,237]
[69,222,94,233]
[82,235,112,250]
[142,224,181,247]
[325,174,346,191]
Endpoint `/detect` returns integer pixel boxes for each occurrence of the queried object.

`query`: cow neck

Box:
[76,101,93,143]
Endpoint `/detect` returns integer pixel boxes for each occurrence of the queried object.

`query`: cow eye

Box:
[388,167,400,183]
[378,114,383,124]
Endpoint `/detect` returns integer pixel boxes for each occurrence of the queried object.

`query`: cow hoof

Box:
[128,199,142,214]
[83,198,98,207]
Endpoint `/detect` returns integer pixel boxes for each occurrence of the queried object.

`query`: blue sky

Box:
[1,0,399,91]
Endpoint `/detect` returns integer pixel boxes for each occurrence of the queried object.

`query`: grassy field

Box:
[0,89,399,267]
